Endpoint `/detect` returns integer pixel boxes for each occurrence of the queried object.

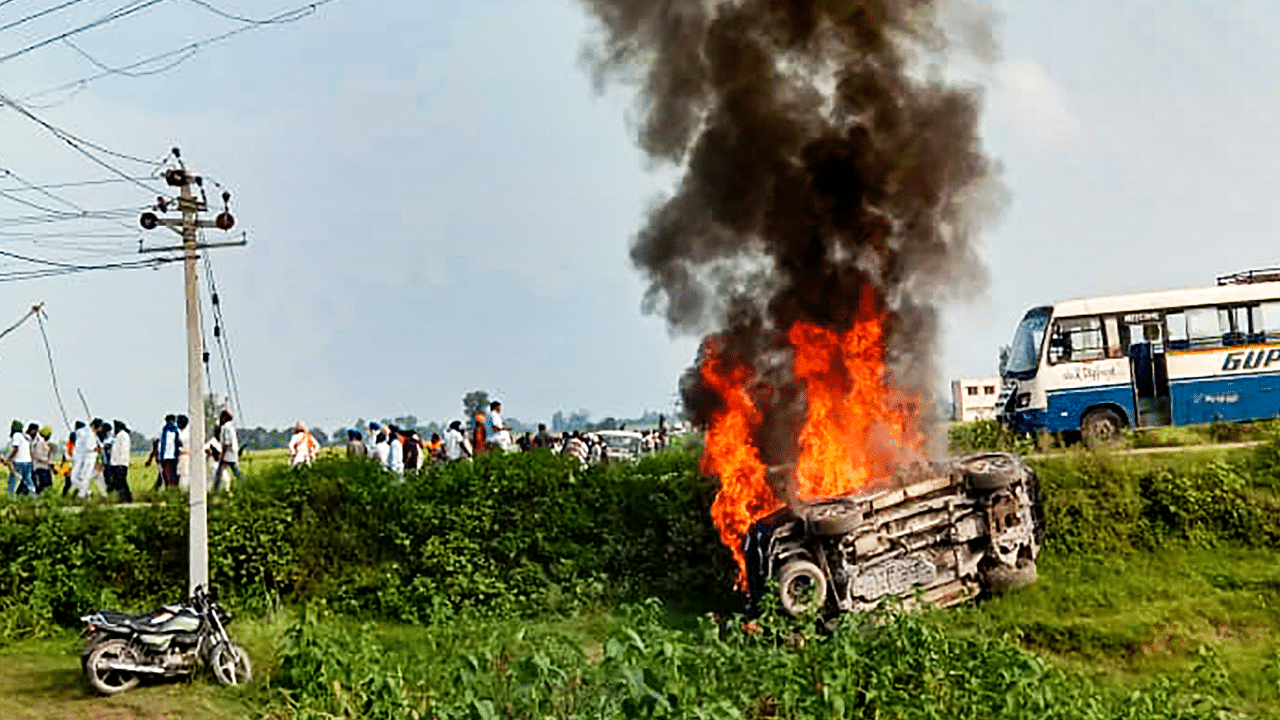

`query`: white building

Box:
[951,377,1002,422]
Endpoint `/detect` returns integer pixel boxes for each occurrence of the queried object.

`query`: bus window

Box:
[1048,316,1105,364]
[1166,311,1189,350]
[1221,305,1250,346]
[1251,301,1280,342]
[1185,307,1220,348]
[1103,316,1123,358]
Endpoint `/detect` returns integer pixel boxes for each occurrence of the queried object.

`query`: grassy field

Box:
[3,441,1279,717]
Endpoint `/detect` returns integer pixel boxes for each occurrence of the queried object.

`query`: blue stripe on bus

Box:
[1045,384,1135,432]
[1169,375,1280,424]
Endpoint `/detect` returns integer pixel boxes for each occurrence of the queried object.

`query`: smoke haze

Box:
[581,0,1004,466]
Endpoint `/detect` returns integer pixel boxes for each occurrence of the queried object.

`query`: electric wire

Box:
[0,0,170,66]
[0,166,85,212]
[0,0,93,35]
[0,91,164,196]
[19,0,339,105]
[34,306,72,432]
[200,242,242,422]
[182,0,322,25]
[0,302,38,342]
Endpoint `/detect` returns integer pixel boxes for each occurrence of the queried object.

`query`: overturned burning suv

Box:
[744,452,1044,619]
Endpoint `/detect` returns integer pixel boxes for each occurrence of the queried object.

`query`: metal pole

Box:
[182,179,209,594]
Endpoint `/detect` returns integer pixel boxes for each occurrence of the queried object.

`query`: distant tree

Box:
[998,344,1012,375]
[129,430,150,454]
[462,390,490,430]
[310,427,326,446]
[393,415,418,430]
[568,410,590,431]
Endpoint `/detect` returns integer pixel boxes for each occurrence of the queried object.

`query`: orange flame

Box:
[701,283,925,588]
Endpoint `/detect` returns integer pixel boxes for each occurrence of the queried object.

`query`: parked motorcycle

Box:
[80,585,251,695]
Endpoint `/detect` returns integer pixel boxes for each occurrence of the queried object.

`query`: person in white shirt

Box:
[486,401,512,452]
[176,414,192,489]
[365,422,381,459]
[374,431,390,468]
[6,419,34,496]
[386,426,405,474]
[287,421,319,466]
[106,420,132,502]
[214,410,240,492]
[70,420,101,498]
[444,420,472,460]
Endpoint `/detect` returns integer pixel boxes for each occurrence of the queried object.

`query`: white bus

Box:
[999,270,1280,443]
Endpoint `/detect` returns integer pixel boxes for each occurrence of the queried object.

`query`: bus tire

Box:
[1081,407,1125,446]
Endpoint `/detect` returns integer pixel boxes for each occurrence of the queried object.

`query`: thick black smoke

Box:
[582,0,1003,466]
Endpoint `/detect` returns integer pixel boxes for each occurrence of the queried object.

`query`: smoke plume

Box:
[582,0,1004,468]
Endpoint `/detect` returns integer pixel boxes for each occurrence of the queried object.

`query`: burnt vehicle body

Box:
[745,452,1044,618]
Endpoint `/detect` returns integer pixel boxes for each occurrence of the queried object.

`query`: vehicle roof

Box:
[1051,281,1280,317]
[595,430,642,438]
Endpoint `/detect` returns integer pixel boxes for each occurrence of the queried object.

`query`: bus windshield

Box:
[1005,307,1051,379]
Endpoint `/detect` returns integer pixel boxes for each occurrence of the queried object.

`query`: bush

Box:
[267,600,1231,719]
[948,420,1035,455]
[0,449,737,641]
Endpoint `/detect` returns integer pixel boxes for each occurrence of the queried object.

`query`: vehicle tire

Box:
[210,642,252,685]
[961,453,1021,491]
[776,560,827,618]
[85,638,140,695]
[1081,408,1125,447]
[805,503,862,536]
[982,558,1038,594]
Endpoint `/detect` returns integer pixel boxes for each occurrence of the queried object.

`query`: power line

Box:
[0,0,170,67]
[0,0,93,35]
[0,91,166,197]
[183,0,323,25]
[18,0,339,105]
[34,306,72,433]
[0,166,85,212]
[201,249,241,422]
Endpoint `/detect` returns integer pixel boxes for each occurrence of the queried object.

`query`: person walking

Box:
[288,421,319,467]
[402,429,421,472]
[345,429,367,459]
[214,410,240,492]
[106,420,132,502]
[365,422,381,458]
[150,414,182,489]
[427,432,444,463]
[6,420,34,496]
[176,415,191,490]
[96,419,114,495]
[29,424,53,494]
[486,401,512,452]
[444,420,471,460]
[59,430,75,496]
[70,419,101,498]
[386,425,405,474]
[533,423,552,449]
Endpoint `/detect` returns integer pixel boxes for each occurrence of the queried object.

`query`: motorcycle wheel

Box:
[85,639,141,695]
[210,642,252,685]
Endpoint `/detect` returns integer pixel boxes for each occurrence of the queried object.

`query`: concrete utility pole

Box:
[139,147,245,595]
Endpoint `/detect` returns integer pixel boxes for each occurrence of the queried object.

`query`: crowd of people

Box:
[337,401,672,473]
[3,399,675,498]
[3,410,242,501]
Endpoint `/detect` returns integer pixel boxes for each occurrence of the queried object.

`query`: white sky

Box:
[0,0,1276,434]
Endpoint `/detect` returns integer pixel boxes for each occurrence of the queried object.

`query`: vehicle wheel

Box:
[961,453,1020,491]
[210,642,252,685]
[85,639,140,695]
[805,503,861,535]
[1081,408,1125,447]
[982,558,1038,594]
[776,560,827,618]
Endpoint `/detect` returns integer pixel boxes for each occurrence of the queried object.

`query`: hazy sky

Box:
[0,1,1276,434]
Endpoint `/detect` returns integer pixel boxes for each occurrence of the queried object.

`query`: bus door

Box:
[1125,318,1171,426]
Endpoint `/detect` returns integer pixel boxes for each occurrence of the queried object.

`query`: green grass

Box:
[957,548,1280,714]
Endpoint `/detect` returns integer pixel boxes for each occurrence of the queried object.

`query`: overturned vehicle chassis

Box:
[744,453,1044,618]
